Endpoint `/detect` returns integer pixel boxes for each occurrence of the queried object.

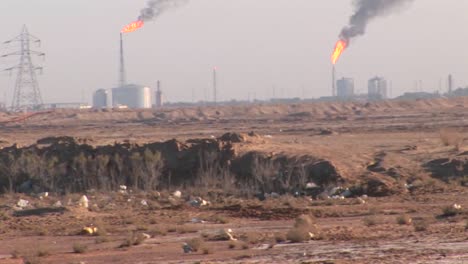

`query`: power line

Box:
[1,25,45,111]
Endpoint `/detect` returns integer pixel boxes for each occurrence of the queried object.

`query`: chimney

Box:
[119,33,126,88]
[155,80,163,108]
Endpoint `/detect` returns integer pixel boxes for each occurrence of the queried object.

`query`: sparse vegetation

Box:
[120,233,147,248]
[73,243,88,254]
[286,215,316,243]
[36,249,50,257]
[10,250,20,259]
[187,238,204,252]
[439,128,464,150]
[363,216,378,227]
[228,241,238,249]
[95,236,110,244]
[441,206,461,218]
[396,215,412,225]
[202,247,212,254]
[274,232,287,243]
[413,219,429,232]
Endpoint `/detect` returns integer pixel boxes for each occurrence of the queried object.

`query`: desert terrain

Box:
[0,98,467,264]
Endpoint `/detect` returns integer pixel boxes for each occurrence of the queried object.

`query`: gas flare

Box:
[121,20,144,33]
[331,39,348,65]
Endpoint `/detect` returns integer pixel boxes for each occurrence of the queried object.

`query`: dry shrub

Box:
[286,215,316,243]
[10,250,20,259]
[396,215,412,225]
[439,128,464,150]
[441,206,461,218]
[202,247,212,254]
[228,241,237,249]
[177,225,199,234]
[240,242,249,250]
[23,255,41,264]
[413,219,429,232]
[187,238,204,252]
[287,228,311,243]
[151,226,168,236]
[72,243,88,254]
[274,232,287,243]
[119,232,147,248]
[363,216,378,227]
[95,236,110,244]
[36,249,50,257]
[210,215,229,224]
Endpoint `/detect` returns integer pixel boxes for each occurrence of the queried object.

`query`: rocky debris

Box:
[453,204,462,210]
[172,190,182,199]
[78,195,89,208]
[53,201,63,207]
[140,200,148,206]
[182,243,193,253]
[360,176,397,197]
[424,157,468,181]
[190,218,206,224]
[318,128,336,136]
[189,197,210,207]
[16,199,29,209]
[214,229,237,241]
[37,192,48,200]
[81,226,98,236]
[13,207,67,217]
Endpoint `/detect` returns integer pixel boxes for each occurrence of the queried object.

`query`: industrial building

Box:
[93,89,109,108]
[112,84,151,109]
[336,78,354,98]
[368,77,388,100]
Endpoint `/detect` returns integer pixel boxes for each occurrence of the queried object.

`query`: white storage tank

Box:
[112,84,151,109]
[93,89,109,108]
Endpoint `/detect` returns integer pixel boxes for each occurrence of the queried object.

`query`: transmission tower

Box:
[1,25,45,111]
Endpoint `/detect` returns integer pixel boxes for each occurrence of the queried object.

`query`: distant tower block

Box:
[2,25,45,111]
[155,80,164,108]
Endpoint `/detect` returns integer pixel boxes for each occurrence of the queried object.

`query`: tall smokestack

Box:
[213,67,217,104]
[119,33,126,87]
[155,80,163,108]
[332,65,336,97]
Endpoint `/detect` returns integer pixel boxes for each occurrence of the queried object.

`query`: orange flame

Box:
[331,39,348,65]
[121,20,144,33]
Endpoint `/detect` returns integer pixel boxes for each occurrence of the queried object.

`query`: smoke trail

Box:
[138,0,189,22]
[340,0,414,41]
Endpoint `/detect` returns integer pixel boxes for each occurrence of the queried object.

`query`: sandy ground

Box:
[0,98,468,263]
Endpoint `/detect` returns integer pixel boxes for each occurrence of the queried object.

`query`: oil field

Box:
[1,0,468,264]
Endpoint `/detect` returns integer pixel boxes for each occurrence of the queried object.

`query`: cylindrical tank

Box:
[112,84,151,109]
[93,89,109,108]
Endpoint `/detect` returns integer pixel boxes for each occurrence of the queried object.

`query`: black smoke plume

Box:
[340,0,414,42]
[138,0,188,22]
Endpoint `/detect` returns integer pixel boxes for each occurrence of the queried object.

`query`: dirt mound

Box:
[0,134,342,196]
[424,155,468,181]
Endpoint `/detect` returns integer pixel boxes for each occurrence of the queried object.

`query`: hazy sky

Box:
[0,0,467,104]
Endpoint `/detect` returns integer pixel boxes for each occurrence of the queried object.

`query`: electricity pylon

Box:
[1,25,45,111]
